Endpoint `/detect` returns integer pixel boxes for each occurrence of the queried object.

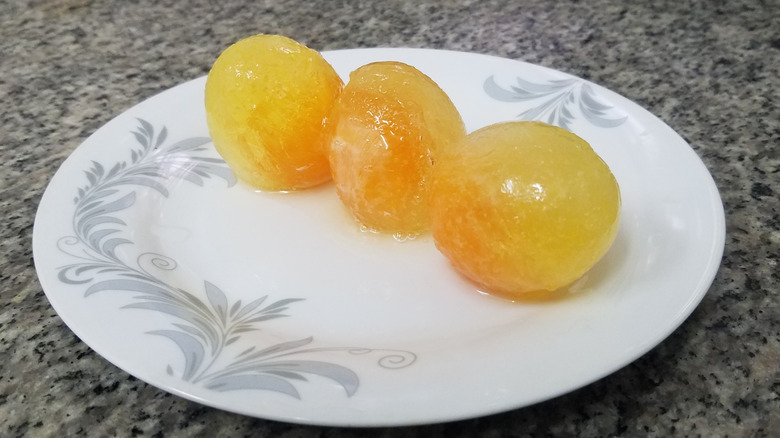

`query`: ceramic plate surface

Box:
[33,48,725,426]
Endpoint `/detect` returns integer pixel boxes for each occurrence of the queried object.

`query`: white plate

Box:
[33,48,725,427]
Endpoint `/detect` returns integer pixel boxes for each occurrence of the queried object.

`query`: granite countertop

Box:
[2,0,778,436]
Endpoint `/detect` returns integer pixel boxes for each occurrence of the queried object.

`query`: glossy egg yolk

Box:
[429,121,621,299]
[205,34,343,191]
[328,61,465,235]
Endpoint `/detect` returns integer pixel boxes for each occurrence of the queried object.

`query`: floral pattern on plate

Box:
[484,75,628,130]
[55,119,416,399]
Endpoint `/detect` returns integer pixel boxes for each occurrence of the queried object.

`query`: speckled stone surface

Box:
[1,0,778,436]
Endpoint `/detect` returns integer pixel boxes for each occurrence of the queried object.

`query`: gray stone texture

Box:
[1,0,778,436]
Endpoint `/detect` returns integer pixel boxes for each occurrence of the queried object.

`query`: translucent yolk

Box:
[328,61,465,235]
[205,34,343,191]
[429,121,621,298]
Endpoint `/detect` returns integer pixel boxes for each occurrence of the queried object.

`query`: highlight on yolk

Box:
[328,61,466,236]
[429,121,621,299]
[204,34,343,191]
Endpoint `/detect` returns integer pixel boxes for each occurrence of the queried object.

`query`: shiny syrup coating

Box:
[328,61,465,235]
[430,121,621,299]
[205,34,343,191]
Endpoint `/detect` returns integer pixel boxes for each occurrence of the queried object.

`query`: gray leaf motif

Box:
[55,119,418,401]
[484,75,627,130]
[205,360,360,399]
[149,330,205,381]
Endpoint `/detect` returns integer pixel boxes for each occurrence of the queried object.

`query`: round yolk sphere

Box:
[328,61,465,235]
[429,121,621,299]
[205,34,343,191]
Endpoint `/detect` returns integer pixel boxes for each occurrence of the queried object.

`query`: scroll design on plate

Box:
[55,119,416,399]
[484,75,628,130]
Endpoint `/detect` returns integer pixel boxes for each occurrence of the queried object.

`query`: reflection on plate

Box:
[33,48,725,427]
